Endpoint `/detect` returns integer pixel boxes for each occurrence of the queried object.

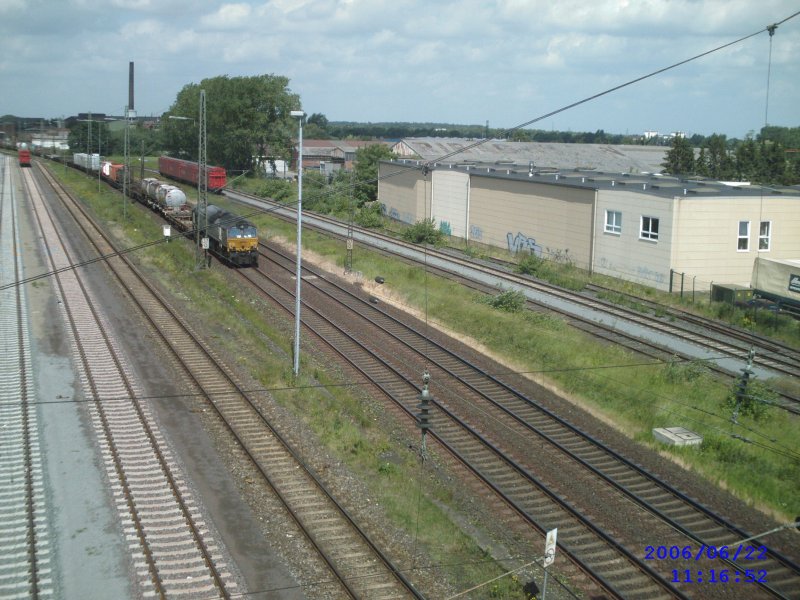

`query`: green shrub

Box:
[402,218,444,246]
[482,289,527,313]
[723,378,776,421]
[258,178,293,202]
[355,202,385,228]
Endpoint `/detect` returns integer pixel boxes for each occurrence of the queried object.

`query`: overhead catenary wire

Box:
[7,8,799,298]
[4,14,798,464]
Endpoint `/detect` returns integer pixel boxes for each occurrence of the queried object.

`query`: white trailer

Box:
[751,257,800,309]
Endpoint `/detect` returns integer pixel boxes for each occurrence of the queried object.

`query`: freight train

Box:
[64,154,258,267]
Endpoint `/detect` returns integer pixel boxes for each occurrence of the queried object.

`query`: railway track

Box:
[34,163,422,599]
[244,238,800,599]
[0,157,54,599]
[25,164,239,598]
[227,191,800,414]
[229,191,800,376]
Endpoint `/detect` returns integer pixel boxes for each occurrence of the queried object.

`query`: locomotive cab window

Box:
[244,226,257,238]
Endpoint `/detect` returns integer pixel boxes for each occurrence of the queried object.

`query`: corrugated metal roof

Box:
[393,137,670,173]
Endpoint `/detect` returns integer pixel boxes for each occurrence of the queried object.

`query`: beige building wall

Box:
[593,190,675,289]
[671,195,800,287]
[468,176,594,267]
[431,170,470,238]
[378,162,427,224]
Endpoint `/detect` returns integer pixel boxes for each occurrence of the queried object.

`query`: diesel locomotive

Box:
[193,204,258,267]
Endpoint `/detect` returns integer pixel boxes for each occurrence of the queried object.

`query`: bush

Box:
[355,202,385,228]
[258,178,293,202]
[482,289,527,313]
[402,218,444,246]
[517,254,544,276]
[723,378,776,421]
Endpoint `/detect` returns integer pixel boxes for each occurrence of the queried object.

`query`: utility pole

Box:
[197,89,208,269]
[732,348,755,424]
[345,172,355,273]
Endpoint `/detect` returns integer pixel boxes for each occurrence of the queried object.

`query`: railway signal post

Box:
[416,369,432,461]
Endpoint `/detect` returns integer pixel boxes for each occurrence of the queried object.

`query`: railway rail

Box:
[25,163,239,598]
[226,191,800,412]
[241,242,680,599]
[0,156,54,599]
[242,236,800,599]
[34,162,422,599]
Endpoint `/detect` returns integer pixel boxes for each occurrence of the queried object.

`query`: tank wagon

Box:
[193,204,258,267]
[159,156,227,192]
[18,144,31,167]
[140,177,191,220]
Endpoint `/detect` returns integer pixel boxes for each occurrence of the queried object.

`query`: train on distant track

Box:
[0,143,257,266]
[72,153,257,267]
[18,144,31,167]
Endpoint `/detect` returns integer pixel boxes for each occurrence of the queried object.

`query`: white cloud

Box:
[200,3,252,29]
[0,0,798,136]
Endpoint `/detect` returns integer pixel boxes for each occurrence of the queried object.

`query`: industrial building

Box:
[378,158,800,292]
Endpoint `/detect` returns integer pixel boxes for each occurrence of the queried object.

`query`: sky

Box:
[1,0,798,139]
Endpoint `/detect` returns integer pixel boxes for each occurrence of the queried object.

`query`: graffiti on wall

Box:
[470,224,483,240]
[388,207,415,224]
[507,232,543,257]
[439,220,452,236]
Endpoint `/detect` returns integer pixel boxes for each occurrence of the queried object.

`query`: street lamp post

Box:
[291,109,305,376]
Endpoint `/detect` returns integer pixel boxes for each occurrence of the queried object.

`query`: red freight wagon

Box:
[18,146,31,167]
[101,161,126,185]
[158,156,227,191]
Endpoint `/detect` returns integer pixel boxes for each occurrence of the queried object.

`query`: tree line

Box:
[662,127,800,185]
[27,69,794,187]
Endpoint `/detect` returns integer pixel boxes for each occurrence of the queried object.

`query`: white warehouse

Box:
[377,159,800,292]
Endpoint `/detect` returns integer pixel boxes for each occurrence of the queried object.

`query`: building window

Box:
[605,210,622,234]
[759,221,771,251]
[738,220,750,251]
[640,216,659,241]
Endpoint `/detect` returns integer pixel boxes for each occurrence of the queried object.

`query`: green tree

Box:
[695,147,709,177]
[662,136,695,175]
[162,74,300,173]
[353,143,396,205]
[759,140,789,184]
[307,113,328,129]
[704,134,734,179]
[735,138,758,181]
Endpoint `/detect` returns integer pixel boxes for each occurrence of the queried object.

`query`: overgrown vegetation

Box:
[722,378,777,422]
[517,252,587,291]
[482,289,527,313]
[402,218,445,246]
